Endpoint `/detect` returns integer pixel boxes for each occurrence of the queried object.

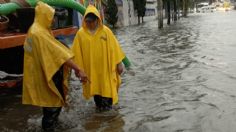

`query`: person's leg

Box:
[94,95,102,109]
[100,96,113,111]
[42,107,62,131]
[42,66,64,131]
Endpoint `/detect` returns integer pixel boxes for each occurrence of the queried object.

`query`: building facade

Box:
[116,0,157,27]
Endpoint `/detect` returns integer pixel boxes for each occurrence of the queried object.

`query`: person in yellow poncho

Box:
[72,5,125,111]
[23,2,88,131]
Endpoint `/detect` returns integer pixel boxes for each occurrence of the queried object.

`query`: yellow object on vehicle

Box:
[223,1,230,8]
[23,2,73,107]
[71,5,125,104]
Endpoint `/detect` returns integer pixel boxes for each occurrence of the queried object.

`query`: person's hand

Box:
[117,63,123,75]
[64,59,90,84]
[75,69,90,84]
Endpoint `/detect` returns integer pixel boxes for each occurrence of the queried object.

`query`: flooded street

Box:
[1,11,236,132]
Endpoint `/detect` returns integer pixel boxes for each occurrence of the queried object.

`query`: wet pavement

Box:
[1,11,236,132]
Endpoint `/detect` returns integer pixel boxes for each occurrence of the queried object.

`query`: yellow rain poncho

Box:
[23,2,73,107]
[71,5,125,104]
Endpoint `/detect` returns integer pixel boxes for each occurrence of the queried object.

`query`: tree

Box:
[166,0,171,25]
[105,0,118,28]
[157,0,163,28]
[183,0,189,17]
[133,0,146,24]
[173,0,178,21]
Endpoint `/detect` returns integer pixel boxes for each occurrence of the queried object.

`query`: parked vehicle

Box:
[0,6,78,88]
[197,3,216,13]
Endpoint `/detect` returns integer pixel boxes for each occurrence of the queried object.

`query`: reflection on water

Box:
[82,112,125,131]
[1,11,236,132]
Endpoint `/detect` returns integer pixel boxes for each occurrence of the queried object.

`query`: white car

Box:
[200,5,216,13]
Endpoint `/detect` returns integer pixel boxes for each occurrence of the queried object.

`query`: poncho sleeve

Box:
[32,33,74,82]
[107,28,125,71]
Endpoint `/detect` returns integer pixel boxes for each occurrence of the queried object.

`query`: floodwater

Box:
[1,11,236,132]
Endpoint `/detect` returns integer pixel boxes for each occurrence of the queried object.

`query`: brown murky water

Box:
[1,11,236,132]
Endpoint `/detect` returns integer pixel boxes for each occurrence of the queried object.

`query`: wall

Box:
[116,0,157,27]
[116,0,138,27]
